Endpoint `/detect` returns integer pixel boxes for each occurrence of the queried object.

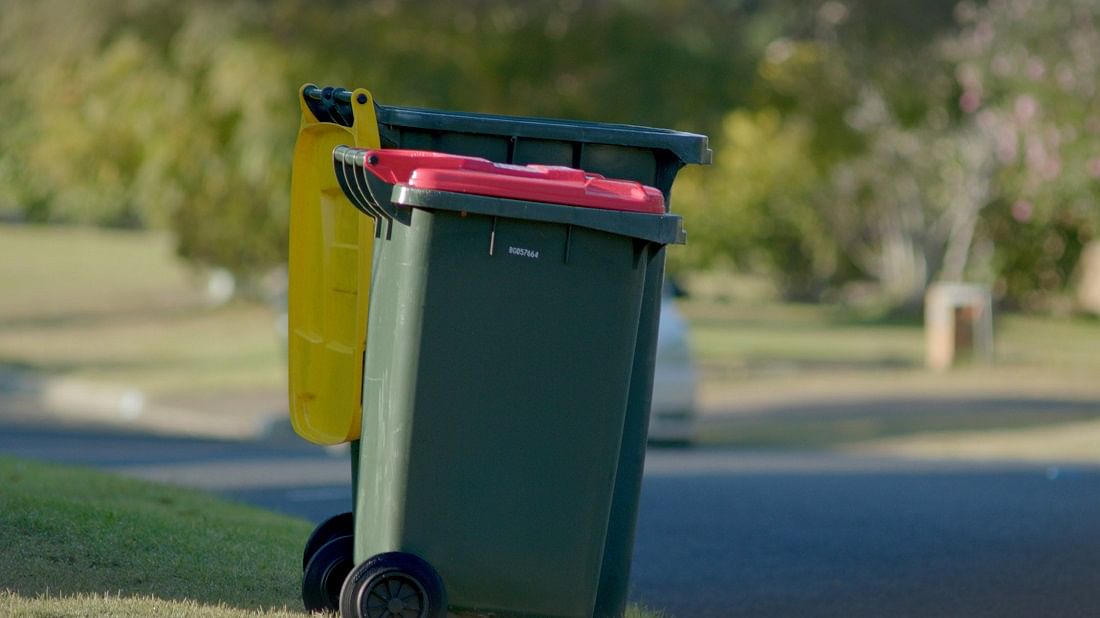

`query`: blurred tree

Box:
[0,0,299,284]
[677,0,1098,310]
[677,0,974,305]
[823,99,995,308]
[946,0,1100,310]
[5,0,1092,310]
[0,0,775,287]
[675,108,843,300]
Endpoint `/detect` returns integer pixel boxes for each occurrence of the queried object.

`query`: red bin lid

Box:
[359,149,665,214]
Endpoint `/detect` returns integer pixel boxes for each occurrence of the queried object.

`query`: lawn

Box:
[0,456,665,617]
[0,223,284,395]
[678,292,1100,455]
[3,222,1098,455]
[680,295,1100,380]
[0,456,309,616]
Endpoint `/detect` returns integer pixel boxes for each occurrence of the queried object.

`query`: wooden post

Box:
[925,282,994,371]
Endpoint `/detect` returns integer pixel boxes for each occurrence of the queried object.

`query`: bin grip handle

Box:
[303,85,356,126]
[333,145,404,239]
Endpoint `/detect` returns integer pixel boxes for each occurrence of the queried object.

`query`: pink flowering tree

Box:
[948,0,1100,309]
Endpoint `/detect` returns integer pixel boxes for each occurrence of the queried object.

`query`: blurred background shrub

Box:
[1,0,1096,313]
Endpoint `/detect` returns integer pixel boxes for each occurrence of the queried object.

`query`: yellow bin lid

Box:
[287,86,380,445]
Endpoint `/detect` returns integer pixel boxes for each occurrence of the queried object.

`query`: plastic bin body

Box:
[303,87,709,616]
[338,150,682,617]
[357,206,643,616]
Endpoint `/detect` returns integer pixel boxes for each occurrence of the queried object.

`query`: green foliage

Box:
[679,0,1098,310]
[676,109,841,299]
[2,0,1095,308]
[678,4,980,304]
[271,0,763,132]
[0,456,309,610]
[947,0,1100,308]
[821,106,996,307]
[0,1,298,281]
[0,0,770,284]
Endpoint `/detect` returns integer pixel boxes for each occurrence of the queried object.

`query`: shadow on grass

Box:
[0,303,211,332]
[699,395,1100,449]
[699,356,918,381]
[0,351,276,378]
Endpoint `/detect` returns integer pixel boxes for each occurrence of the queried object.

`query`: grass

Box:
[3,222,1099,458]
[697,399,1100,449]
[0,592,306,618]
[680,297,1100,379]
[0,224,200,321]
[0,223,283,395]
[0,456,665,617]
[678,295,1100,454]
[0,456,310,616]
[847,417,1100,464]
[0,302,283,393]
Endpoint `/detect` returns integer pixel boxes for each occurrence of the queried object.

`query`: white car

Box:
[648,290,699,443]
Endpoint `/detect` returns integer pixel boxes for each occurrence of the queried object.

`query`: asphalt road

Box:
[2,419,1099,617]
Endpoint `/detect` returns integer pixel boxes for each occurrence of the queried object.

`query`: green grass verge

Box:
[0,223,283,395]
[0,591,306,618]
[698,402,1100,449]
[0,224,201,321]
[0,456,310,615]
[4,222,1098,453]
[0,456,663,617]
[680,297,1100,378]
[0,592,665,618]
[682,297,1100,450]
[0,302,284,394]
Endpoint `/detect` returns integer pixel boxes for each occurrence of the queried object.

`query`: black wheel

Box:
[302,534,354,613]
[339,551,446,618]
[303,511,355,570]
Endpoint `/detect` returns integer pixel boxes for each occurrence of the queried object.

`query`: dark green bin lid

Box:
[375,105,713,167]
[301,86,711,167]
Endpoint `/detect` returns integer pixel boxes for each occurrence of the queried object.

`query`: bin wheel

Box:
[303,511,355,570]
[302,534,354,613]
[339,551,446,618]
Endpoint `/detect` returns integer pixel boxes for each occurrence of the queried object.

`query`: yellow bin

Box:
[287,86,380,445]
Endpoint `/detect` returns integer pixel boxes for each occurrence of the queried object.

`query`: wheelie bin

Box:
[333,147,685,617]
[291,85,710,617]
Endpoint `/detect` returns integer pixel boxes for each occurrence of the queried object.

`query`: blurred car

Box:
[648,288,699,443]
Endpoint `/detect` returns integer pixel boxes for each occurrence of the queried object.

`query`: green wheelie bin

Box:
[333,146,686,617]
[297,86,710,617]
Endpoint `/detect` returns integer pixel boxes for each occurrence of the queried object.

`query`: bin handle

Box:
[302,85,356,126]
[303,85,353,104]
[333,145,406,240]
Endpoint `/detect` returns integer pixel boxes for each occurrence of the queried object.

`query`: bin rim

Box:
[391,185,685,246]
[332,145,685,245]
[357,148,666,214]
